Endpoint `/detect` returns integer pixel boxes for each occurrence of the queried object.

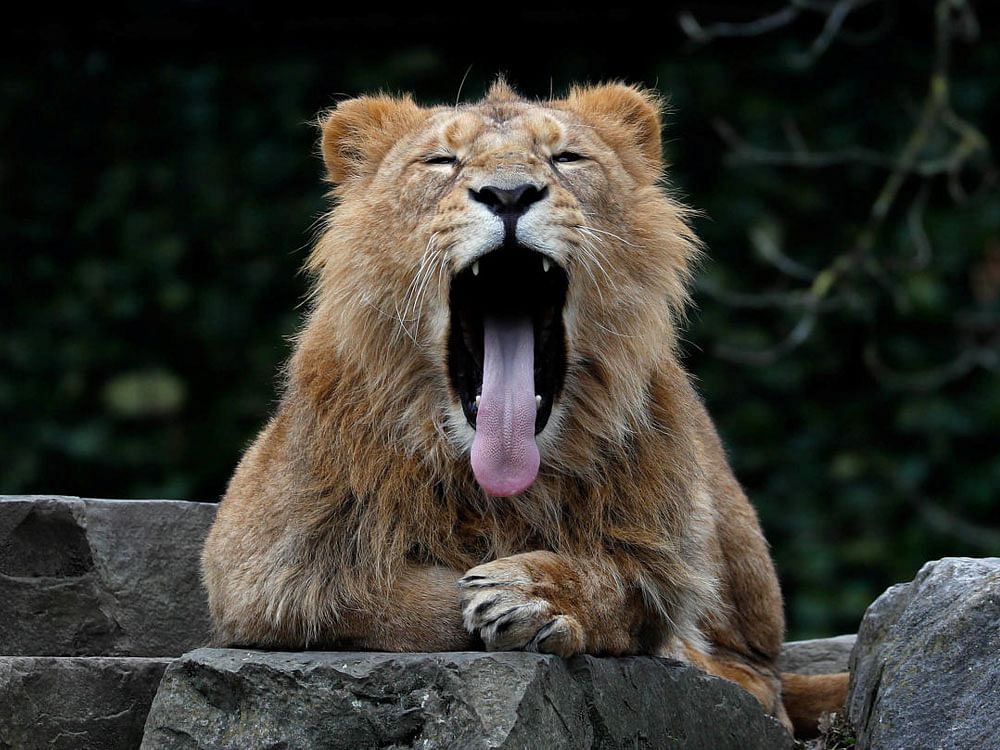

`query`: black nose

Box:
[470,184,548,220]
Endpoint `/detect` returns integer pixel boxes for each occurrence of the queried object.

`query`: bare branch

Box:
[864,341,999,391]
[748,221,817,281]
[714,311,818,366]
[697,279,841,311]
[699,0,994,370]
[680,0,881,66]
[678,6,801,43]
[918,500,1000,551]
[781,117,810,154]
[715,118,898,170]
[902,183,933,271]
[791,0,881,68]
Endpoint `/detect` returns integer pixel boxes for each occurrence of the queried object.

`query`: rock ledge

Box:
[0,495,215,656]
[0,656,172,750]
[142,649,793,749]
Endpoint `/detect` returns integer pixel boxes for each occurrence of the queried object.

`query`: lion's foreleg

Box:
[208,561,478,652]
[335,564,479,651]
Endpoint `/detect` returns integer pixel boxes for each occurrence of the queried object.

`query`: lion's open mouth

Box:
[448,244,568,496]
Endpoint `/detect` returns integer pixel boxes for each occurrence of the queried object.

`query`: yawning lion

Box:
[202,80,847,735]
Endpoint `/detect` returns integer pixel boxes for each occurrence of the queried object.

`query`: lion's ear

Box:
[319,95,425,184]
[561,84,664,182]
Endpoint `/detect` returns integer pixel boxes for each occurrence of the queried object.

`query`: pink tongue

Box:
[471,314,540,497]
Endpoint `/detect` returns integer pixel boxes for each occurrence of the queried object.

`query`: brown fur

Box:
[782,672,852,737]
[202,80,846,734]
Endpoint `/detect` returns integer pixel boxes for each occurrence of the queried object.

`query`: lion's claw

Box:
[458,560,584,657]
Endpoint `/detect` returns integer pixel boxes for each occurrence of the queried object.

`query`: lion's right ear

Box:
[319,95,425,184]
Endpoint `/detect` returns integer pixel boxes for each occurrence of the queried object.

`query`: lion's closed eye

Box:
[423,154,458,166]
[552,151,586,163]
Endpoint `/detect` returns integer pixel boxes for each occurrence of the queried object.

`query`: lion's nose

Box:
[469,184,548,220]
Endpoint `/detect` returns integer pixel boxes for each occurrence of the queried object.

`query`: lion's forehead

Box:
[421,104,579,158]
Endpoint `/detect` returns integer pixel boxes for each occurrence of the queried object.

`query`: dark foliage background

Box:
[3,2,997,638]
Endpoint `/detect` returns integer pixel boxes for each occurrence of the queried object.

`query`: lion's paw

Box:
[458,559,584,658]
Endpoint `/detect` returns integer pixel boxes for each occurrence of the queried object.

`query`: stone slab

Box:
[778,634,855,675]
[0,495,216,656]
[0,656,172,750]
[141,649,793,749]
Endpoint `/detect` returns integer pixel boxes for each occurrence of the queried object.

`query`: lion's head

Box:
[301,81,698,498]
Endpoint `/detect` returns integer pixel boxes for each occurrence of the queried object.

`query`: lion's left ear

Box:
[559,83,664,182]
[319,95,426,184]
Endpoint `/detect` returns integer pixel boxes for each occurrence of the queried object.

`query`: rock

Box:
[141,649,793,749]
[0,495,217,656]
[847,557,1000,750]
[0,656,172,750]
[778,634,855,675]
[565,655,792,749]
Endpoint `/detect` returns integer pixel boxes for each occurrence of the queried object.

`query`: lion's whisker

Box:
[419,238,454,330]
[403,232,442,335]
[574,230,616,292]
[401,258,427,323]
[571,244,607,306]
[394,299,419,344]
[408,234,439,314]
[575,225,614,258]
[579,224,643,248]
[412,256,442,333]
[409,254,435,327]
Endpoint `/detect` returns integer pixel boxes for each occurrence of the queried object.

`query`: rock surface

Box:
[141,649,794,749]
[848,557,1000,750]
[0,656,172,750]
[0,495,216,656]
[778,634,855,675]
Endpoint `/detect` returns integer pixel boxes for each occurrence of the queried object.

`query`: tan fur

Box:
[202,80,846,734]
[782,672,851,737]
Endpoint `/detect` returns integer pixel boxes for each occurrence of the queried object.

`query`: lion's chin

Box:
[447,243,568,496]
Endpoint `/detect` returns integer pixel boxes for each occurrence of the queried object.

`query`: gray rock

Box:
[0,495,217,656]
[848,557,1000,750]
[0,656,172,750]
[778,634,855,675]
[141,649,793,749]
[566,655,792,749]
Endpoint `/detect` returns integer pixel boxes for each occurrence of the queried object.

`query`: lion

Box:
[201,80,848,736]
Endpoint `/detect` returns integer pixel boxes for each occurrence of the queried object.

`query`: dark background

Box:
[3,1,998,638]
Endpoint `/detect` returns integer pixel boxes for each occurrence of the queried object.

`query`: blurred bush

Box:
[2,2,997,637]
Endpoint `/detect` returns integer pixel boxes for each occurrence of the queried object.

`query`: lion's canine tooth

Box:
[535,395,542,408]
[542,258,551,273]
[472,261,480,276]
[475,395,481,407]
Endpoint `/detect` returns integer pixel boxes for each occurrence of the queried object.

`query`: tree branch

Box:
[690,0,995,380]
